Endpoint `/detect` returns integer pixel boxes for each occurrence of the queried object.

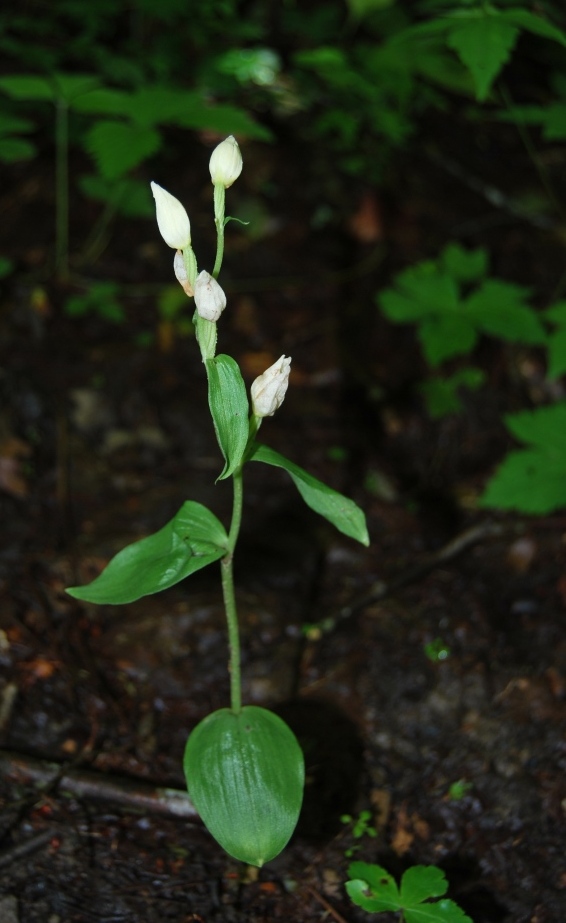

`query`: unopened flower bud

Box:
[251,355,291,418]
[174,250,193,296]
[150,181,191,249]
[194,271,226,322]
[209,136,243,189]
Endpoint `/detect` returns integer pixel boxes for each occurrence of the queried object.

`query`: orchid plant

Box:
[67,137,369,866]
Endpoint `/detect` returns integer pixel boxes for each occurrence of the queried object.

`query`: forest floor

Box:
[0,120,565,923]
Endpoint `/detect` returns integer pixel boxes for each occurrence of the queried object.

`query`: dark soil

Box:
[0,119,565,923]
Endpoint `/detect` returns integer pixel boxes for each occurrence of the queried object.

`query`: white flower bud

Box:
[173,250,193,296]
[251,355,291,418]
[209,136,243,189]
[150,181,191,249]
[194,271,227,322]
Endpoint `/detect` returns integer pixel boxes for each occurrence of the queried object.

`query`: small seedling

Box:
[424,638,450,663]
[447,780,473,801]
[340,810,377,856]
[346,862,473,923]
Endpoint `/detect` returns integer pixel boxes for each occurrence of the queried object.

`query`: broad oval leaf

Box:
[66,501,228,604]
[206,355,250,480]
[184,706,304,867]
[250,443,369,545]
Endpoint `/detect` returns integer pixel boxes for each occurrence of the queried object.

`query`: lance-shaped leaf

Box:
[184,706,304,867]
[206,354,250,480]
[250,443,369,546]
[66,501,228,605]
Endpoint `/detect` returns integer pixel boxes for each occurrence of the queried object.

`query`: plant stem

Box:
[55,98,69,280]
[221,465,244,713]
[212,184,225,279]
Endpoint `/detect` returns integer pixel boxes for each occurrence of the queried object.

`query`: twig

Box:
[310,519,509,636]
[0,749,197,819]
[0,828,55,869]
[306,886,351,923]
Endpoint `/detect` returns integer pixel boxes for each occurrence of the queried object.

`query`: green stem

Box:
[221,465,244,713]
[212,183,226,279]
[55,98,69,279]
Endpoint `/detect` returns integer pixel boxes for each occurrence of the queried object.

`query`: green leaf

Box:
[250,443,369,545]
[0,75,57,102]
[480,404,566,513]
[420,368,485,419]
[84,120,162,180]
[446,16,519,101]
[419,314,477,366]
[184,706,304,866]
[547,328,566,379]
[0,73,100,103]
[500,8,566,47]
[0,137,36,162]
[464,280,546,344]
[66,501,228,604]
[78,175,154,217]
[346,862,473,923]
[70,87,132,116]
[440,244,487,284]
[206,354,250,480]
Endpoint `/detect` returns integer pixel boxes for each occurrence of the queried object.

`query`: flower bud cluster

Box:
[251,356,292,418]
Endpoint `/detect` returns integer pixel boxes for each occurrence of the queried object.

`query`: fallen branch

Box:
[0,749,197,819]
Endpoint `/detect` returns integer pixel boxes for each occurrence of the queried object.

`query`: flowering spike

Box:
[209,136,243,189]
[150,181,191,249]
[251,356,292,418]
[194,271,227,322]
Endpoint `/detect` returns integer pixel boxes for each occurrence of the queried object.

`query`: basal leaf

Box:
[346,863,472,923]
[446,16,519,101]
[84,120,161,180]
[184,706,304,866]
[405,898,473,923]
[66,501,228,604]
[206,354,250,480]
[250,444,369,545]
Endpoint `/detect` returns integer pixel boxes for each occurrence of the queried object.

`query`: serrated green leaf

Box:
[250,443,369,545]
[481,405,566,513]
[481,448,566,513]
[464,280,546,344]
[84,120,162,180]
[446,16,519,101]
[184,706,304,866]
[401,866,448,905]
[347,863,400,912]
[346,863,472,923]
[440,244,487,284]
[66,501,228,604]
[206,355,250,480]
[500,8,566,47]
[504,404,566,452]
[419,314,477,365]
